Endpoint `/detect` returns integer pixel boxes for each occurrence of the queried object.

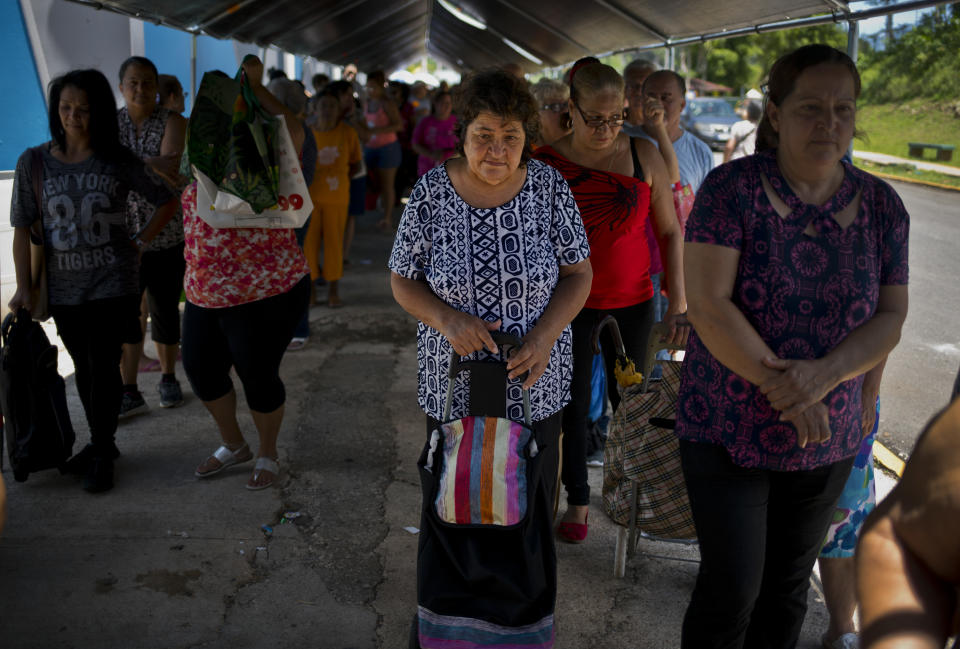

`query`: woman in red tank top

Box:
[533,60,689,542]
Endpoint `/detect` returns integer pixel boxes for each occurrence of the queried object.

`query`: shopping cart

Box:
[597,317,697,578]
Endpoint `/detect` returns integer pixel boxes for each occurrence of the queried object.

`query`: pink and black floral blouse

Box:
[675,151,909,471]
[181,182,309,309]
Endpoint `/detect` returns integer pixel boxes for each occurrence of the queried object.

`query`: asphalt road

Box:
[874,180,960,458]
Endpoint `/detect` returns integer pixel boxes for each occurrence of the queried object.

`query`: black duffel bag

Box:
[0,309,75,482]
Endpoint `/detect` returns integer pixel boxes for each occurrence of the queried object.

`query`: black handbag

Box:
[0,309,75,481]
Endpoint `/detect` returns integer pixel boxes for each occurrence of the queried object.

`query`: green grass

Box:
[854,157,960,189]
[856,100,960,168]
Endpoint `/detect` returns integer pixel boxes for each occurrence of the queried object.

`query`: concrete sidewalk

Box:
[855,149,960,176]
[1,210,881,649]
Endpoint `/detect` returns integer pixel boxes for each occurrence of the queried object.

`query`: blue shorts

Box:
[364,140,401,169]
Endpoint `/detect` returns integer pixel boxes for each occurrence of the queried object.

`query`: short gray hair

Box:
[529,78,569,105]
[623,58,658,78]
[266,78,307,116]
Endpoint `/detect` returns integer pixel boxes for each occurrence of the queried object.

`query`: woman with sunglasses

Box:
[534,59,688,543]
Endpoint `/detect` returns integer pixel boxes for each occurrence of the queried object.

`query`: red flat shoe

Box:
[557,512,588,544]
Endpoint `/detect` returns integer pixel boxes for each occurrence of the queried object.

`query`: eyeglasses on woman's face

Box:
[573,102,625,130]
[540,102,567,114]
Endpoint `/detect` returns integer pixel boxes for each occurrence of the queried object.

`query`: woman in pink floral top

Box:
[411,91,458,178]
[676,45,909,649]
[184,56,310,491]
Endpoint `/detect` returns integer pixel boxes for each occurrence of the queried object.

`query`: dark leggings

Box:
[561,300,654,506]
[181,276,309,413]
[51,294,141,454]
[679,440,854,649]
[138,243,186,345]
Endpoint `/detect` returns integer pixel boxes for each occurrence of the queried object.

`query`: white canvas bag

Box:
[194,114,313,228]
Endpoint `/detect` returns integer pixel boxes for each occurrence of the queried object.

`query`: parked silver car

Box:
[681,97,741,150]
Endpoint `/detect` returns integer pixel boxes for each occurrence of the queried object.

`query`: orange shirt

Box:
[308,122,361,205]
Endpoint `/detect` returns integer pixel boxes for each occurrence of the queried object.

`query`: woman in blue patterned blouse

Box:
[389,69,592,649]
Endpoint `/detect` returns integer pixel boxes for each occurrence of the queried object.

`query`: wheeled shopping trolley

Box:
[598,318,698,578]
[412,332,559,649]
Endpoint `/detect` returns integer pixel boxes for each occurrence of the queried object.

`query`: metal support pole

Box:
[190,33,197,114]
[847,20,860,63]
[666,46,675,71]
[847,21,860,159]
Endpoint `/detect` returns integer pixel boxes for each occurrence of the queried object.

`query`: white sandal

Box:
[246,456,280,491]
[195,443,252,478]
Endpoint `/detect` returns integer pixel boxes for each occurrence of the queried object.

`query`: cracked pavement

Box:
[0,210,835,648]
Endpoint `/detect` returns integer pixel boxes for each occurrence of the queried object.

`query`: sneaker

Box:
[157,379,184,408]
[62,443,119,476]
[822,633,859,649]
[586,449,604,467]
[61,443,98,475]
[83,455,114,493]
[119,390,149,418]
[287,337,308,351]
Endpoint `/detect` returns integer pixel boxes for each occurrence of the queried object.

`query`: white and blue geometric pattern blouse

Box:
[389,159,591,422]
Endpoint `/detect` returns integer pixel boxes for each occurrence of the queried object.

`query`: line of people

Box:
[389,46,917,649]
[5,44,946,649]
[7,56,388,492]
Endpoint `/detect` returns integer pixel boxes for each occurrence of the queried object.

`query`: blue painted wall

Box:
[197,34,241,83]
[4,13,309,169]
[145,25,245,115]
[144,23,193,114]
[2,3,51,170]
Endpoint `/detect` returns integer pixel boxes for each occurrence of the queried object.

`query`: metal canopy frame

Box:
[64,0,953,73]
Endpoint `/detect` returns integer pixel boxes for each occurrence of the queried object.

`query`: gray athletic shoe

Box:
[586,449,604,467]
[119,390,149,419]
[157,379,184,408]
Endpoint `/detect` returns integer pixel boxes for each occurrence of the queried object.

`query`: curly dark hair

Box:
[453,69,539,163]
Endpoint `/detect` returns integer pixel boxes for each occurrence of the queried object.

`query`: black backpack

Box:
[0,309,75,482]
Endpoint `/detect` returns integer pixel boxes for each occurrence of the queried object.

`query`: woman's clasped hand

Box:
[438,312,552,389]
[440,314,501,357]
[760,355,840,447]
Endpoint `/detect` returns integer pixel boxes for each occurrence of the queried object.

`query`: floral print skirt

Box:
[819,398,880,559]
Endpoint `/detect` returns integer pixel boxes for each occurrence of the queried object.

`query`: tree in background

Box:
[859,5,960,103]
[682,24,849,94]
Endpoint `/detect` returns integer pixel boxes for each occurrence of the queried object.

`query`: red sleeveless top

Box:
[534,145,653,309]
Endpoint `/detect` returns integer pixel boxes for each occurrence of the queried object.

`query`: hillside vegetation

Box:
[856,101,960,167]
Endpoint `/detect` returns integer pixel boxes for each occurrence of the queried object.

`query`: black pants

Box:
[181,276,309,413]
[679,440,854,649]
[51,294,141,454]
[561,300,653,506]
[138,243,186,345]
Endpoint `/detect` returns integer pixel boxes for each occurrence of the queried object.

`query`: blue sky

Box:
[849,1,932,35]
